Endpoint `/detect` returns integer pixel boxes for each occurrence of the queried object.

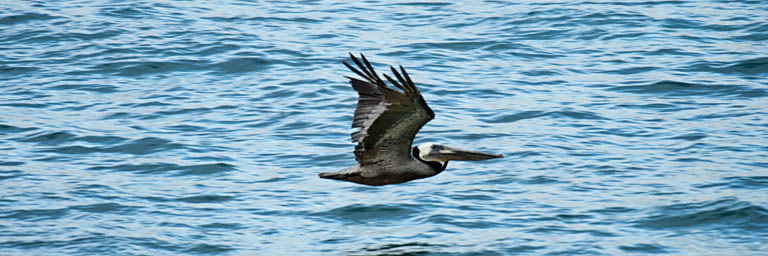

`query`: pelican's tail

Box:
[318,167,361,181]
[318,172,343,180]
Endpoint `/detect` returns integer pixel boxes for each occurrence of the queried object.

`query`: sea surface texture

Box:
[1,1,767,255]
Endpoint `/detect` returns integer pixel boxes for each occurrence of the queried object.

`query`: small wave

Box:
[0,102,48,108]
[517,29,572,41]
[206,15,322,24]
[2,208,69,221]
[402,41,496,51]
[70,202,141,214]
[177,163,237,176]
[89,162,235,176]
[593,1,689,6]
[107,137,186,155]
[19,131,77,144]
[312,204,423,222]
[90,59,208,77]
[618,243,669,254]
[634,198,768,230]
[0,12,59,25]
[484,110,606,123]
[56,29,124,42]
[49,83,120,93]
[690,57,768,75]
[608,80,767,98]
[598,66,661,75]
[356,242,450,255]
[0,161,24,166]
[182,244,234,254]
[0,169,25,181]
[176,195,234,204]
[199,222,243,230]
[40,137,184,155]
[614,102,684,112]
[394,2,451,7]
[667,133,707,141]
[525,225,615,238]
[518,175,564,185]
[609,80,699,95]
[0,124,37,134]
[600,31,650,41]
[695,176,768,190]
[124,101,174,108]
[576,8,651,20]
[100,2,158,19]
[661,17,703,30]
[589,206,635,215]
[0,65,41,77]
[192,43,242,57]
[424,213,507,229]
[155,107,218,116]
[208,57,273,74]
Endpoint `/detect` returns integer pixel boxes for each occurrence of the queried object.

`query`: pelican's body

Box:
[323,159,436,186]
[319,54,502,186]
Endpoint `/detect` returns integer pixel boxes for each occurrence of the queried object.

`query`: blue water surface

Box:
[1,1,767,255]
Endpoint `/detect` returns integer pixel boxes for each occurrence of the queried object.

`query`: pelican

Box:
[319,53,503,186]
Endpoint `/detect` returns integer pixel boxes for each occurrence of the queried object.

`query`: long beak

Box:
[436,146,504,161]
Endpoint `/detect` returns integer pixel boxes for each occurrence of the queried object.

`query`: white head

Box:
[416,143,444,164]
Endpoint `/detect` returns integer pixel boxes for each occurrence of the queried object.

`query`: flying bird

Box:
[319,53,503,186]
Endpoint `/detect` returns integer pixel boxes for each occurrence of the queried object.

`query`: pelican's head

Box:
[415,142,503,166]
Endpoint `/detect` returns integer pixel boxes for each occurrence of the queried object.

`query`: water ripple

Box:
[635,198,768,230]
[1,0,766,255]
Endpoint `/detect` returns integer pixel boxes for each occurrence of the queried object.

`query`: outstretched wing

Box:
[343,53,435,166]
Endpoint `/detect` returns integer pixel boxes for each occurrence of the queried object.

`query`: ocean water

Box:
[1,0,767,255]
